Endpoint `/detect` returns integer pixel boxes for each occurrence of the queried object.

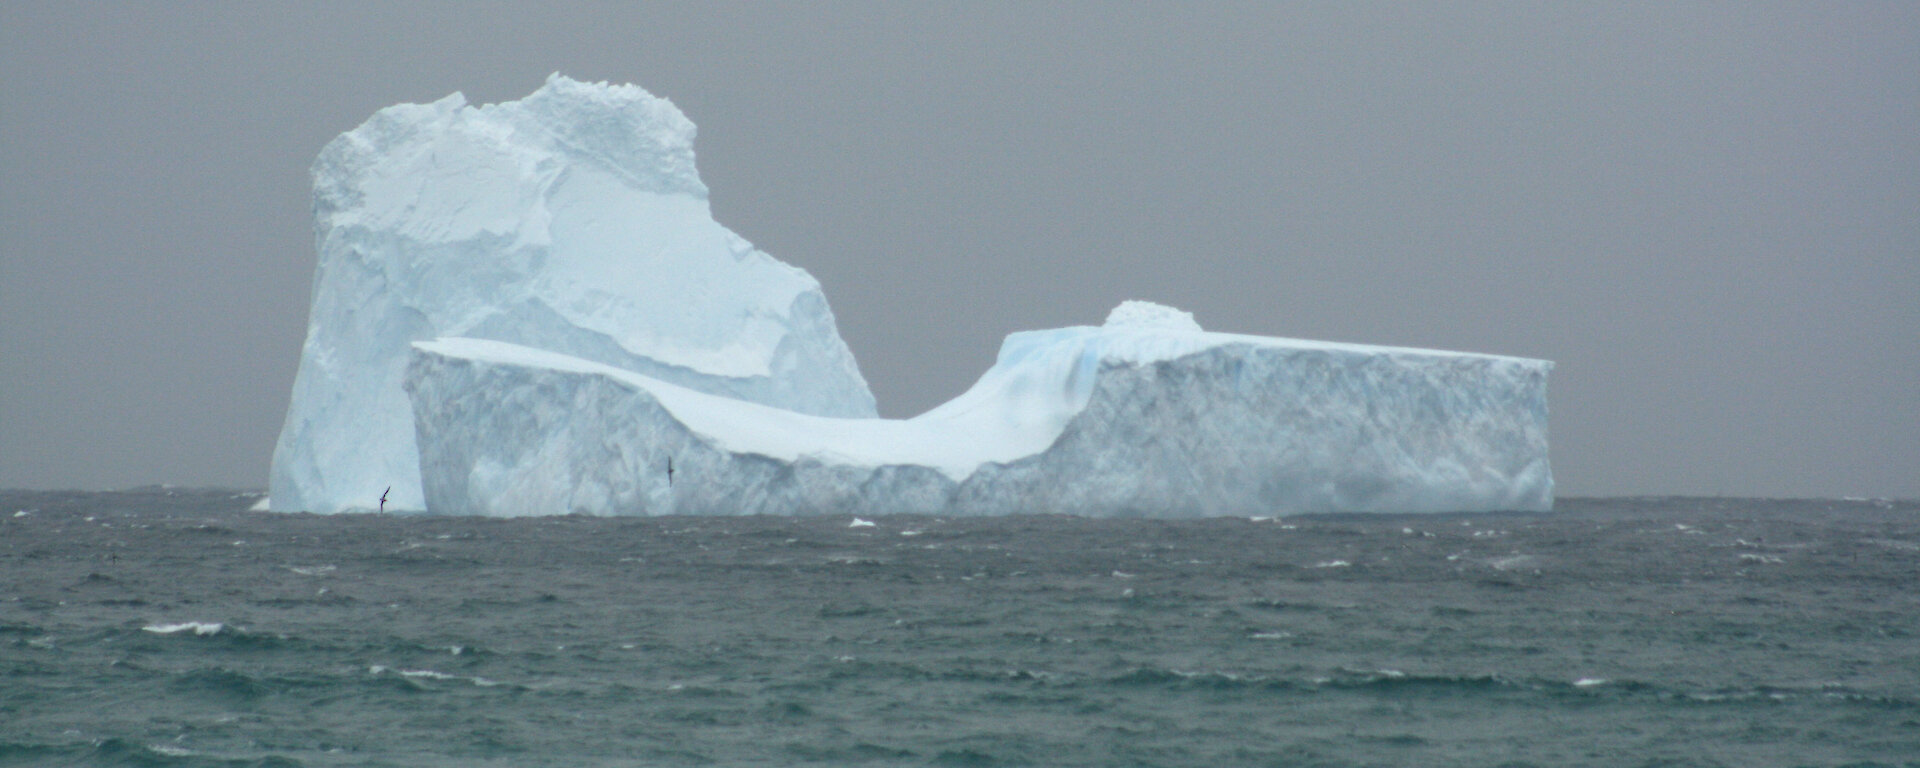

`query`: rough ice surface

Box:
[406,302,1553,517]
[271,75,874,514]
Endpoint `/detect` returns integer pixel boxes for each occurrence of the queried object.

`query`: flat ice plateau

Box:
[407,301,1552,517]
[275,75,1553,517]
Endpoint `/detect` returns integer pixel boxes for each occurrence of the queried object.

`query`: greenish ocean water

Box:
[2,489,1916,767]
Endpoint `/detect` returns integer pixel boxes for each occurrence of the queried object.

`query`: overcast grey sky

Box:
[2,2,1915,498]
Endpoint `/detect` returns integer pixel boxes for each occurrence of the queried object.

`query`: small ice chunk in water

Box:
[848,518,876,528]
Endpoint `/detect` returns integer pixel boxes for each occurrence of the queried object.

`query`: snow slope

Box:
[271,75,874,514]
[406,302,1553,517]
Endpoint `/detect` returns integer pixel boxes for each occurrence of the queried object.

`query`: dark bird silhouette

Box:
[379,486,390,513]
[667,457,674,486]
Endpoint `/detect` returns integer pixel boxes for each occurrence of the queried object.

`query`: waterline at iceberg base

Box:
[406,303,1553,518]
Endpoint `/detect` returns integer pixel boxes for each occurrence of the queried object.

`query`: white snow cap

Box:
[1103,300,1203,333]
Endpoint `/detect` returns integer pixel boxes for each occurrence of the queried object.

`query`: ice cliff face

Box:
[271,75,875,513]
[405,303,1553,517]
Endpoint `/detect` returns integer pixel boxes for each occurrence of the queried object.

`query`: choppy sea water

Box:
[1,489,1915,768]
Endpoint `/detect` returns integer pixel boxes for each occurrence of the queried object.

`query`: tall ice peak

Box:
[272,75,875,514]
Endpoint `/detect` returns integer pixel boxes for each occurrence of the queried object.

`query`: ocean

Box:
[1,489,1915,767]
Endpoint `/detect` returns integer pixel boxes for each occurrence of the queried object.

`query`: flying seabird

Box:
[379,486,390,513]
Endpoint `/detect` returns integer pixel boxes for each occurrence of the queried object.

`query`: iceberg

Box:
[274,75,1553,517]
[271,75,875,514]
[406,301,1553,517]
